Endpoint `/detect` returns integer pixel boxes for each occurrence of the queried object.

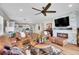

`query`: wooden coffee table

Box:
[31,41,51,55]
[34,43,51,49]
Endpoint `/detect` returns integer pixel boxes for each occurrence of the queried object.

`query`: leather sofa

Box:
[49,36,67,46]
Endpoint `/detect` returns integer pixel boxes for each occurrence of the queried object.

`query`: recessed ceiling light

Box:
[68,4,72,7]
[19,9,23,12]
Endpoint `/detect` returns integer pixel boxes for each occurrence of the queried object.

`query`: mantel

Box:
[53,28,72,30]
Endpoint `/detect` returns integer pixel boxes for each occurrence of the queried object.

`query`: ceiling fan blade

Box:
[45,11,56,13]
[43,3,51,11]
[42,7,45,9]
[35,12,41,15]
[32,7,41,11]
[42,12,46,16]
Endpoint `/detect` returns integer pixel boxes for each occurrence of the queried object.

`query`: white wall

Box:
[0,8,10,35]
[0,16,4,35]
[76,11,79,28]
[53,11,78,44]
[0,8,10,21]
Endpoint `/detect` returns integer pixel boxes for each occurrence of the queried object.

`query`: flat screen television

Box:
[55,16,69,27]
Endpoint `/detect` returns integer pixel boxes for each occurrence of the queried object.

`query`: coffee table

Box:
[31,41,51,55]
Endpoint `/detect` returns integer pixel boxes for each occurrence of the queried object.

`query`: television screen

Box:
[55,16,69,27]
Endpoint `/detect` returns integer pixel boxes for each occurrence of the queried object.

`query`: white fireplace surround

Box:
[53,29,77,44]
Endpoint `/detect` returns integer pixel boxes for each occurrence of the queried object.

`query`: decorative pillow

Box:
[51,46,62,55]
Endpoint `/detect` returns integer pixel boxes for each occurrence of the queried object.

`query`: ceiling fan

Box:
[32,3,56,16]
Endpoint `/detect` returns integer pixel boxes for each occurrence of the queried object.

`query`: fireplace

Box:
[57,33,68,39]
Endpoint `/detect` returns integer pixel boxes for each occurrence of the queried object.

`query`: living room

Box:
[0,3,79,55]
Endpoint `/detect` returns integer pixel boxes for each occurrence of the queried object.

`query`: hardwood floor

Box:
[51,43,79,55]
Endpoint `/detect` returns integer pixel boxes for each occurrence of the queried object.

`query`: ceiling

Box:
[0,3,79,23]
